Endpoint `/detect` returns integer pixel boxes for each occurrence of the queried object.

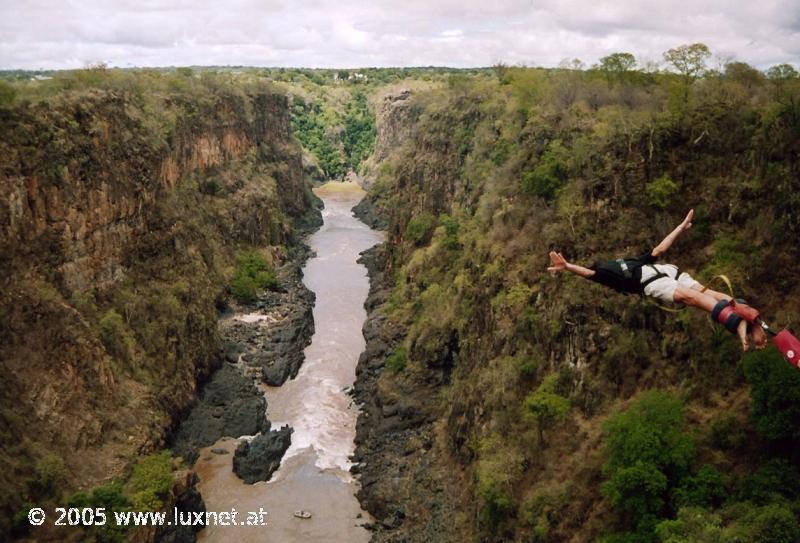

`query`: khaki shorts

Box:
[641,264,701,303]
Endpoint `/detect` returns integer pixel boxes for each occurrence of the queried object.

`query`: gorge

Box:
[2,61,800,543]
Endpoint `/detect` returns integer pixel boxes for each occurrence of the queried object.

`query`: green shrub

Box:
[736,459,800,504]
[603,531,656,543]
[230,274,258,302]
[405,213,436,245]
[523,374,571,444]
[30,454,66,498]
[706,237,750,278]
[708,414,745,450]
[516,350,541,379]
[602,391,694,533]
[521,140,569,202]
[438,214,461,250]
[742,348,800,447]
[230,250,278,303]
[521,486,566,530]
[385,347,408,372]
[127,452,174,511]
[645,175,680,210]
[657,503,800,543]
[67,482,132,542]
[98,308,135,361]
[11,503,36,537]
[199,178,223,195]
[476,435,522,529]
[655,507,722,543]
[522,164,563,201]
[91,481,133,510]
[741,504,800,543]
[673,465,726,509]
[604,461,668,528]
[490,138,515,165]
[479,480,514,529]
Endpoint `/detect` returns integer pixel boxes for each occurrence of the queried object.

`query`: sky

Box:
[0,0,798,70]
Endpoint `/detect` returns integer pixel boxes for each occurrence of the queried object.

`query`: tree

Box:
[598,52,637,86]
[724,61,763,90]
[602,391,694,535]
[492,62,509,82]
[558,58,585,71]
[765,64,799,109]
[664,43,711,83]
[766,63,799,82]
[342,90,376,171]
[742,349,800,450]
[523,374,570,444]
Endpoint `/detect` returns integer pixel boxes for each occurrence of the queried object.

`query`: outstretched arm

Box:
[548,251,596,278]
[651,209,693,258]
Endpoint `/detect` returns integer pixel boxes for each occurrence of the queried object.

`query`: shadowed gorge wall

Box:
[0,76,319,531]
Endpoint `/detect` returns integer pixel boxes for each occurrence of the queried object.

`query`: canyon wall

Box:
[353,74,800,542]
[0,81,319,529]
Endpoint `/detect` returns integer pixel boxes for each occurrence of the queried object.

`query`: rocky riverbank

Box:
[221,250,317,387]
[163,216,320,541]
[349,244,439,539]
[168,212,318,459]
[351,197,388,231]
[168,364,270,465]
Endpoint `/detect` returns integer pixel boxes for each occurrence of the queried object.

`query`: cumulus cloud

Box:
[0,0,797,69]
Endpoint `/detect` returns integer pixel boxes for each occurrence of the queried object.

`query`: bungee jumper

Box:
[547,210,800,364]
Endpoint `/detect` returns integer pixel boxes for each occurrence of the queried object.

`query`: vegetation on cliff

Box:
[357,48,800,541]
[288,87,375,180]
[0,66,319,535]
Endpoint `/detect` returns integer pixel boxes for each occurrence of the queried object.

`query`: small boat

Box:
[293,510,312,519]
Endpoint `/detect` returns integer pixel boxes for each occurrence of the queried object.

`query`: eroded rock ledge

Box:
[168,364,269,465]
[169,237,317,466]
[221,253,317,387]
[233,426,293,484]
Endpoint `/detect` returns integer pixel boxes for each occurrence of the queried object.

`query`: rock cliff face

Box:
[352,91,467,541]
[0,86,319,527]
[352,87,421,229]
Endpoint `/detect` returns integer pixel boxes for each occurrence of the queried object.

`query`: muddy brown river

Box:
[195,182,383,542]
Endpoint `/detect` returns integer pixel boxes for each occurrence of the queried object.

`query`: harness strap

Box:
[640,264,683,291]
[640,265,687,312]
[699,274,735,298]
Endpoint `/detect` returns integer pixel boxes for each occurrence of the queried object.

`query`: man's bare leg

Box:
[690,285,731,303]
[674,286,749,351]
[689,285,768,350]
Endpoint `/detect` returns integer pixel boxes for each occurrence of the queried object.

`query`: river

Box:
[195,182,383,542]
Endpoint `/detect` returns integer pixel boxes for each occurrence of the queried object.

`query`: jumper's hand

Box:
[547,251,568,275]
[679,209,694,233]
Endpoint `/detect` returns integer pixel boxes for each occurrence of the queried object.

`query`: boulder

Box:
[232,426,293,484]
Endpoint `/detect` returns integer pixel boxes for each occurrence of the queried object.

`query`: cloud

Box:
[0,0,797,69]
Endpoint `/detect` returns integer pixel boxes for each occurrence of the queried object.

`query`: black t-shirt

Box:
[588,251,657,294]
